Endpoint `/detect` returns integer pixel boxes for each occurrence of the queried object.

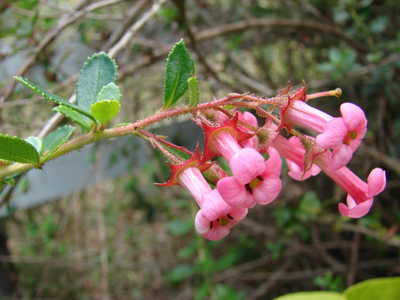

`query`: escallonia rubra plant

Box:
[0,40,386,241]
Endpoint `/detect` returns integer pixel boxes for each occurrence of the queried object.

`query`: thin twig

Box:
[248,259,293,300]
[347,231,361,286]
[0,0,124,103]
[37,0,167,139]
[103,0,148,51]
[196,18,368,54]
[108,0,168,59]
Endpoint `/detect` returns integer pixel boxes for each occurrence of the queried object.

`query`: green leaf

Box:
[0,135,39,165]
[187,75,199,109]
[42,125,76,159]
[344,277,400,300]
[14,76,97,123]
[25,136,43,156]
[53,106,91,131]
[90,100,121,127]
[163,39,195,109]
[273,291,345,300]
[76,52,118,112]
[96,83,121,102]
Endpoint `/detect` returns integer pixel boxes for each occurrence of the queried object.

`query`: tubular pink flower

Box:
[314,152,386,218]
[217,147,282,208]
[157,150,247,240]
[283,100,332,133]
[273,136,321,181]
[201,113,254,163]
[316,103,367,170]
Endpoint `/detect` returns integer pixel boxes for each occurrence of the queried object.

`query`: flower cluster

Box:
[158,84,386,241]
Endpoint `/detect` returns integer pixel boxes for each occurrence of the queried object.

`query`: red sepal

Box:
[201,113,255,163]
[156,147,212,187]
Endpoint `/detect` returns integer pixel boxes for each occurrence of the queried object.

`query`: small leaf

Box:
[163,39,195,109]
[344,277,400,300]
[53,106,91,131]
[90,100,121,127]
[273,291,345,300]
[42,125,76,159]
[15,76,97,123]
[187,75,199,109]
[25,136,43,155]
[0,135,39,165]
[96,83,121,102]
[76,52,118,113]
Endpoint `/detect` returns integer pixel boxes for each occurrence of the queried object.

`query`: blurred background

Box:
[0,0,399,299]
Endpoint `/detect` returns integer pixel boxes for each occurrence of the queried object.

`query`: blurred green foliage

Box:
[0,0,399,299]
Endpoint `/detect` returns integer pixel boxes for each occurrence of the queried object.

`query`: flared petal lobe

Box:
[195,206,248,241]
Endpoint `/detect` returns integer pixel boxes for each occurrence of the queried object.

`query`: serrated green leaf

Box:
[25,136,43,156]
[96,83,121,102]
[53,106,91,131]
[163,40,195,109]
[345,277,400,300]
[187,75,199,109]
[42,125,76,159]
[0,135,39,165]
[14,76,97,123]
[273,291,345,300]
[76,52,117,112]
[90,100,121,127]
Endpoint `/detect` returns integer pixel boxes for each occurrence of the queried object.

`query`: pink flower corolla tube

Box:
[201,113,254,163]
[273,136,321,181]
[314,152,386,218]
[158,151,247,241]
[217,147,282,208]
[316,103,367,170]
[283,100,333,133]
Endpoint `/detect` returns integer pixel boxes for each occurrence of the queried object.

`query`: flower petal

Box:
[217,177,247,207]
[195,212,230,241]
[230,148,265,184]
[328,145,353,170]
[367,168,386,197]
[338,196,373,218]
[252,178,282,205]
[242,111,258,127]
[316,118,347,149]
[201,189,232,221]
[340,103,367,132]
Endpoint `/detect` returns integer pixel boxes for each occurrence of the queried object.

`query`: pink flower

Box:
[273,136,321,181]
[217,147,282,208]
[314,152,386,218]
[316,103,367,170]
[158,150,247,240]
[201,113,254,163]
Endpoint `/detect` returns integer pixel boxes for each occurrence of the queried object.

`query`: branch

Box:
[37,0,168,139]
[0,0,124,104]
[196,18,368,54]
